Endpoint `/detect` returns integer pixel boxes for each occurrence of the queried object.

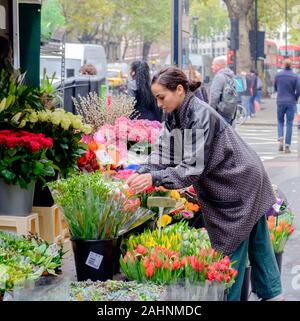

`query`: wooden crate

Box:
[32,205,63,243]
[0,213,40,236]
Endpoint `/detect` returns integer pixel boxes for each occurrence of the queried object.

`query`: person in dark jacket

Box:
[274,59,300,153]
[0,36,13,71]
[249,69,257,117]
[209,56,237,125]
[191,70,209,103]
[126,67,283,301]
[127,60,162,121]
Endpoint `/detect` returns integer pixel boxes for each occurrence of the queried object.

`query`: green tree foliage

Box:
[258,0,300,45]
[41,0,65,41]
[190,0,229,38]
[58,0,116,43]
[44,0,170,61]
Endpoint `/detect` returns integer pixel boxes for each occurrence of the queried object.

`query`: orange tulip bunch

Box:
[267,213,295,253]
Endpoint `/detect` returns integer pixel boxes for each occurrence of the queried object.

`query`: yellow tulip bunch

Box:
[127,229,182,253]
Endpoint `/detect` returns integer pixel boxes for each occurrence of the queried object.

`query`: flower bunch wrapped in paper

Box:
[266,184,289,217]
[47,172,156,240]
[267,209,295,253]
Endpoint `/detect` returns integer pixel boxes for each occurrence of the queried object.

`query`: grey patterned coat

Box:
[137,92,276,255]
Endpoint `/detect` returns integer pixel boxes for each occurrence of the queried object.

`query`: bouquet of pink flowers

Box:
[91,117,162,168]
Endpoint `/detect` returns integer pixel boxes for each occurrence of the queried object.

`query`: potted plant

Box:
[48,172,155,281]
[0,129,55,215]
[0,68,45,131]
[12,109,91,206]
[0,231,64,298]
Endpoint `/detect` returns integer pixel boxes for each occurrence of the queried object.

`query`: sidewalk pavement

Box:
[243,98,299,127]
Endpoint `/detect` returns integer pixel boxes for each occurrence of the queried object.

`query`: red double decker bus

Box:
[278,44,300,71]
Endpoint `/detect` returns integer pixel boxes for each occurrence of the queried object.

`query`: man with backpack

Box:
[209,56,238,125]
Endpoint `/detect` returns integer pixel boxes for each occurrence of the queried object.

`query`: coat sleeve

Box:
[209,74,225,110]
[148,109,216,190]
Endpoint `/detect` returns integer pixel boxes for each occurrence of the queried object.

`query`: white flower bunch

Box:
[18,109,91,134]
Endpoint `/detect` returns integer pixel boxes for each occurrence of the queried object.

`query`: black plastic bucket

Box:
[113,237,122,275]
[71,238,117,281]
[241,265,252,301]
[33,179,54,207]
[275,252,283,274]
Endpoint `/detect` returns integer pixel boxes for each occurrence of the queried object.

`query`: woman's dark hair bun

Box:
[188,80,201,92]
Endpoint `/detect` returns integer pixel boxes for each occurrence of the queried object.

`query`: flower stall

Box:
[1,63,296,302]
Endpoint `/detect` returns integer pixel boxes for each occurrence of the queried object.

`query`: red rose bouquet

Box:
[0,130,55,188]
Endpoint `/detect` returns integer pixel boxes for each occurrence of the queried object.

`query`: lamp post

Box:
[254,0,258,69]
[192,16,199,54]
[285,0,288,58]
[210,27,216,58]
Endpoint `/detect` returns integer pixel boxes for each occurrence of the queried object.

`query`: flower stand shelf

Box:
[32,206,63,243]
[0,213,40,236]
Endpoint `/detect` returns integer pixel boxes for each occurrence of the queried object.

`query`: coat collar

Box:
[169,91,194,129]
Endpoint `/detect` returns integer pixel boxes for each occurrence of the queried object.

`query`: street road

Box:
[237,124,300,301]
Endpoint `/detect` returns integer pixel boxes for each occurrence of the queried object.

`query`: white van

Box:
[40,55,82,84]
[65,43,107,79]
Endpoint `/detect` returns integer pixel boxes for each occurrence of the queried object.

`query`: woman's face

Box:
[151,83,185,113]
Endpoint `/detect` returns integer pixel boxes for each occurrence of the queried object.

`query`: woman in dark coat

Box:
[127,60,162,121]
[126,67,282,301]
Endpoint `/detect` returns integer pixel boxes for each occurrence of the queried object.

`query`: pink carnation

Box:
[182,210,194,219]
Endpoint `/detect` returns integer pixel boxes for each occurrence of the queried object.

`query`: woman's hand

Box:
[126,173,153,194]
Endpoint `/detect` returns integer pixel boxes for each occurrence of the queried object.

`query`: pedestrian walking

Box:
[209,56,238,125]
[127,60,162,121]
[126,66,283,301]
[274,59,300,153]
[239,71,252,118]
[249,70,257,117]
[255,71,263,104]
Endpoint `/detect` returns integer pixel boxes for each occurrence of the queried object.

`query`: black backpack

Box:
[217,75,239,118]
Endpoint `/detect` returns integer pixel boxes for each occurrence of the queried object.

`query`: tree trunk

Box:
[236,15,252,73]
[223,0,254,73]
[142,41,152,61]
[122,37,129,61]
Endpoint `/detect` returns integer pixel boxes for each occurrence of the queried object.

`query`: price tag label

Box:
[272,199,283,213]
[85,251,103,270]
[95,149,113,165]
